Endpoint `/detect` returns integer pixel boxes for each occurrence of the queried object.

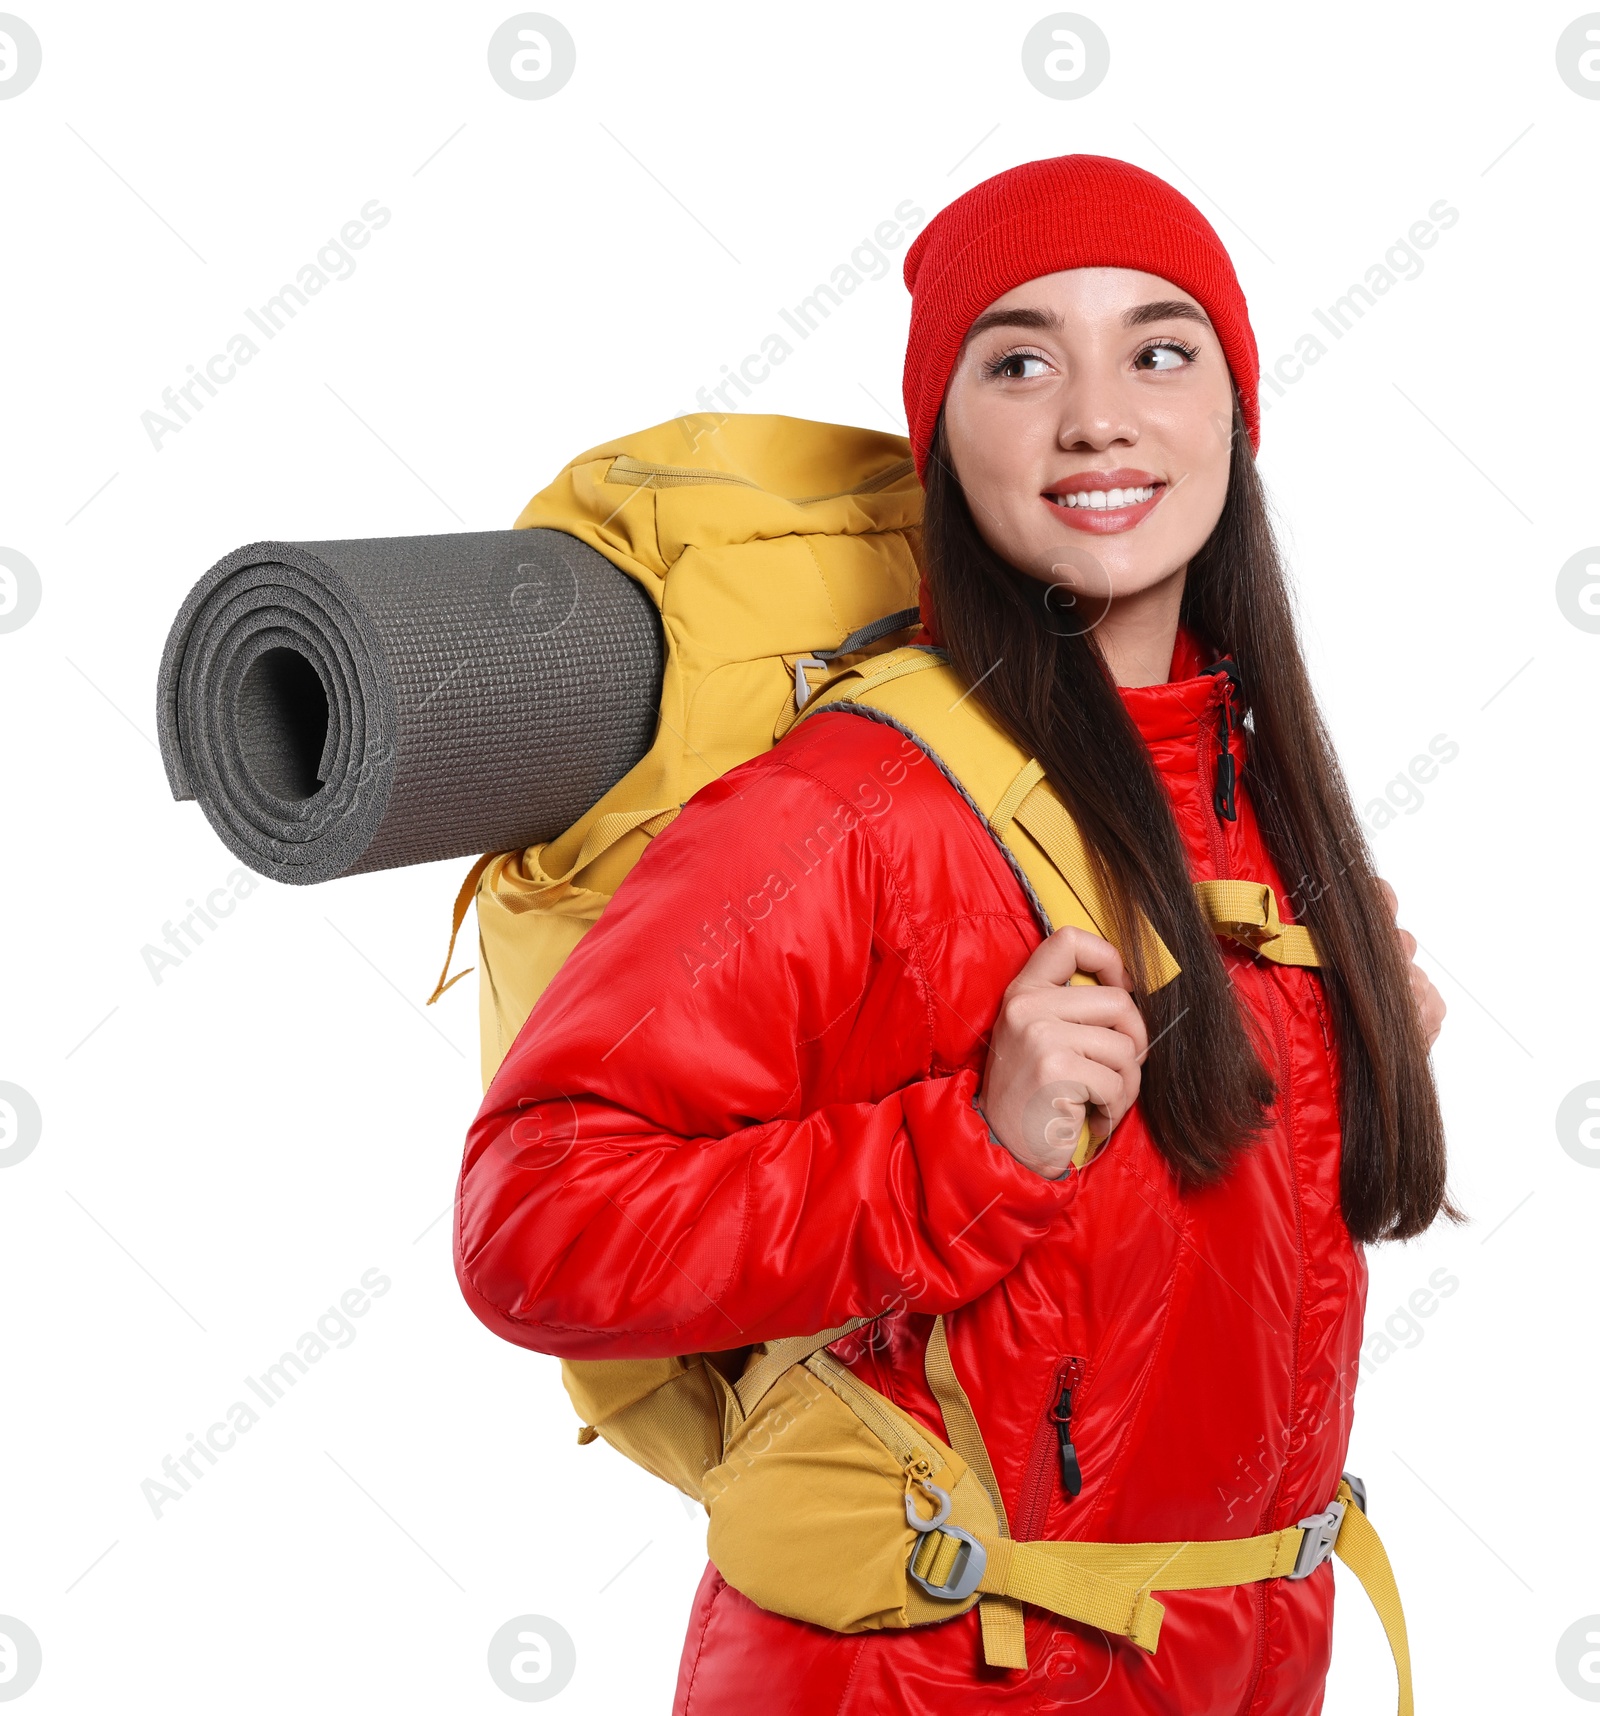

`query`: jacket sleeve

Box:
[453,727,1075,1360]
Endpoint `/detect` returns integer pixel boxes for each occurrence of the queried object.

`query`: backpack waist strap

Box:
[905,1478,1409,1714]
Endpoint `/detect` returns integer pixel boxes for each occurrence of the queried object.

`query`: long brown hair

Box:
[920,400,1456,1243]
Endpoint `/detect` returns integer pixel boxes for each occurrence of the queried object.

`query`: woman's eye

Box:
[1136,340,1197,371]
[990,351,1051,380]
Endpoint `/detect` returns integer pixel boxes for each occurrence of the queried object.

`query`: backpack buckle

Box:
[907,1523,988,1602]
[904,1477,987,1602]
[792,654,829,709]
[1289,1498,1347,1579]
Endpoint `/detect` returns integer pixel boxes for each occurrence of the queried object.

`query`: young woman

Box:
[456,154,1451,1714]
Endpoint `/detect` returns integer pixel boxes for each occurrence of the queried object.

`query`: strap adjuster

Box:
[791,605,924,710]
[792,654,829,709]
[907,1523,988,1602]
[1289,1498,1347,1579]
[904,1477,988,1602]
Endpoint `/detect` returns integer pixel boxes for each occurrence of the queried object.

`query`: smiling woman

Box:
[455,152,1452,1716]
[912,172,1450,1231]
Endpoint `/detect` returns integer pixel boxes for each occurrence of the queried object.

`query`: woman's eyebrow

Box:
[1124,298,1212,330]
[963,306,1062,342]
[962,298,1213,347]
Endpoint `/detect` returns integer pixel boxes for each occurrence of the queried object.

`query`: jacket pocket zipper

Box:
[1052,1360,1085,1497]
[1016,1356,1086,1538]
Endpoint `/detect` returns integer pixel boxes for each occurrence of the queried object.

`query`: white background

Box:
[2,2,1597,1711]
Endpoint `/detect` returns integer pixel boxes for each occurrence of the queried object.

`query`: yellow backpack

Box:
[433,413,1411,1707]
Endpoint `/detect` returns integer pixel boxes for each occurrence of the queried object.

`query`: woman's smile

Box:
[1042,468,1167,534]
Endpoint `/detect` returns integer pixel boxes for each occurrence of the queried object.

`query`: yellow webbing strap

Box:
[734,1317,872,1420]
[991,762,1183,990]
[778,645,945,740]
[989,756,1047,843]
[923,1317,1027,1667]
[426,805,681,1005]
[913,1483,1410,1714]
[1330,1478,1413,1716]
[1193,878,1321,967]
[538,803,685,889]
[805,645,946,706]
[426,851,497,1004]
[800,666,1311,981]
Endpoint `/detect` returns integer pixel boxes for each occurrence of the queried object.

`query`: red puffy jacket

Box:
[455,627,1366,1715]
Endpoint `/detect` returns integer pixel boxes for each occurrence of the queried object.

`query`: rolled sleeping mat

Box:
[156,529,664,885]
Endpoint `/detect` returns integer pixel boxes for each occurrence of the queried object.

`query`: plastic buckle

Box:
[907,1523,988,1602]
[904,1483,952,1533]
[904,1478,987,1602]
[792,654,828,710]
[1289,1498,1347,1579]
[1342,1470,1368,1516]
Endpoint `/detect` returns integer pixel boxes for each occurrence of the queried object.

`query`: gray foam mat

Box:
[157,529,664,884]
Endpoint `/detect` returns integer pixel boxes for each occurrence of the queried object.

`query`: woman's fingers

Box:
[1000,982,1150,1061]
[977,927,1152,1178]
[1044,1033,1140,1117]
[1029,1055,1127,1146]
[1015,925,1131,994]
[1029,1019,1142,1079]
[1374,876,1445,1048]
[1409,963,1446,1047]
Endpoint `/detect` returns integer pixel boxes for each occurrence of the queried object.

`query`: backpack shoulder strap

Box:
[781,646,1181,992]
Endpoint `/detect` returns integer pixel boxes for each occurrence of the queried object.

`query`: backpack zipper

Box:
[1016,1356,1087,1538]
[806,1350,939,1471]
[807,1352,958,1537]
[603,452,915,504]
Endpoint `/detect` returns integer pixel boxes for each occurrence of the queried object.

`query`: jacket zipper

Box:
[1236,979,1307,1716]
[1016,1356,1086,1539]
[1198,659,1241,882]
[1199,658,1240,825]
[1052,1360,1086,1497]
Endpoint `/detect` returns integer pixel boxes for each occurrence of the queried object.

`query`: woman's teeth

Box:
[1048,485,1158,509]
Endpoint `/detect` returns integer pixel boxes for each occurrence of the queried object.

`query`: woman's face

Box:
[939,266,1237,620]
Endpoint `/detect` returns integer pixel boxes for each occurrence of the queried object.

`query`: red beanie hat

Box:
[902,153,1260,485]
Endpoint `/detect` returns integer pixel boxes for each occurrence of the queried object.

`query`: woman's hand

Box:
[975,926,1149,1179]
[1376,879,1445,1049]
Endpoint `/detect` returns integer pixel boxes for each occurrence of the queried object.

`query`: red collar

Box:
[1166,624,1214,682]
[913,586,1230,742]
[1119,625,1232,746]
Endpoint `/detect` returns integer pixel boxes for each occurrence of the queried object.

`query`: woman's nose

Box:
[1053,370,1139,452]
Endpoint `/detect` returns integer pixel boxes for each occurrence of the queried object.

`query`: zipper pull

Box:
[902,1455,952,1531]
[1050,1360,1084,1498]
[1213,721,1237,821]
[1201,658,1241,822]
